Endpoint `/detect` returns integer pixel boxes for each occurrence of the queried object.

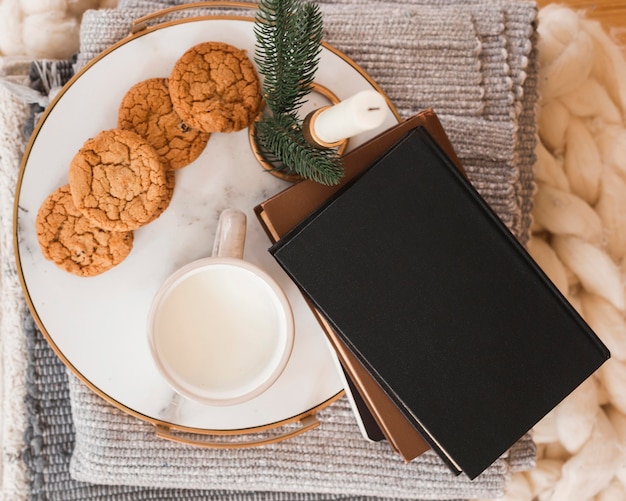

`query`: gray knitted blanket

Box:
[15,0,539,499]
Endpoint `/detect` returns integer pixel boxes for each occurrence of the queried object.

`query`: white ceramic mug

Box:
[148,209,294,406]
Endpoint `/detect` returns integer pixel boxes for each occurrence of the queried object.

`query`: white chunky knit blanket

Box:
[512,6,626,501]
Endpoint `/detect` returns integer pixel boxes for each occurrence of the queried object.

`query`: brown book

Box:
[316,314,430,459]
[254,109,463,461]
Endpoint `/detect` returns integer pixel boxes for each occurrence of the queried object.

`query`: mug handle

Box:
[212,209,247,259]
[154,414,319,448]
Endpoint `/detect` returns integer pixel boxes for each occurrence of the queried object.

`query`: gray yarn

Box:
[24,311,413,501]
[68,370,528,498]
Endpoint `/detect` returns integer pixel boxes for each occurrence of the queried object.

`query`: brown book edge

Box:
[314,312,431,460]
[254,109,463,461]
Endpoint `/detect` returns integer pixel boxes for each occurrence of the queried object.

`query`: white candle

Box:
[312,90,387,144]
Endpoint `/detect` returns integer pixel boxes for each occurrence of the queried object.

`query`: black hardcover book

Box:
[270,127,610,479]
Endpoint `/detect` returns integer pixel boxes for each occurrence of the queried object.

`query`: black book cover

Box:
[270,127,610,479]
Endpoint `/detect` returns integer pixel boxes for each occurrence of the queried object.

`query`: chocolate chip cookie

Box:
[118,78,210,170]
[68,129,169,232]
[36,185,134,277]
[169,41,262,133]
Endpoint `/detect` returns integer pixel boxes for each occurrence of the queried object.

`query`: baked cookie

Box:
[169,42,262,133]
[68,129,169,232]
[146,167,175,225]
[36,185,134,277]
[118,78,210,170]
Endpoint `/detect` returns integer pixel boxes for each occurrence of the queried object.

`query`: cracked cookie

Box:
[118,78,210,170]
[36,185,134,277]
[168,41,262,133]
[68,129,169,232]
[146,167,175,225]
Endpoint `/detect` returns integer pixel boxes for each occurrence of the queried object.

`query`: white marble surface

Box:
[15,18,398,431]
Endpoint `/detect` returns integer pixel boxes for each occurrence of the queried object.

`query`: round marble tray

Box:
[14,13,399,440]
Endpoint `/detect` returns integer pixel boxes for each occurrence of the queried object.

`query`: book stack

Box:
[255,110,609,479]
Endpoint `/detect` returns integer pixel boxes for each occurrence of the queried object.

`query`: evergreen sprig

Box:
[255,113,343,185]
[253,0,344,185]
[254,0,323,115]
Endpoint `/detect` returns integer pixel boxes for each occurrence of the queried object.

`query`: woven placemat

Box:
[26,313,457,501]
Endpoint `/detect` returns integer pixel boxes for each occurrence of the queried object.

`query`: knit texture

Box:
[0,56,32,501]
[7,0,539,499]
[26,314,451,501]
[20,310,532,500]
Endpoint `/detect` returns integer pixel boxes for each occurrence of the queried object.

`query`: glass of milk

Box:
[147,209,294,406]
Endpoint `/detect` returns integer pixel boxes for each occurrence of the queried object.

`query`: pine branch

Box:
[254,0,323,115]
[255,113,343,186]
[253,0,344,185]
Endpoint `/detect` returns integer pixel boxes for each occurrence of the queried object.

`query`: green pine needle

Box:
[254,0,323,115]
[255,113,343,186]
[253,0,344,185]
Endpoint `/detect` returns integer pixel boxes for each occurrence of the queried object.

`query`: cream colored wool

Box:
[598,361,626,415]
[563,118,603,204]
[0,58,32,501]
[596,170,626,262]
[492,5,626,501]
[536,7,594,100]
[552,234,626,311]
[525,459,564,500]
[559,78,621,123]
[538,99,570,155]
[554,378,599,453]
[534,142,570,191]
[550,411,624,501]
[596,125,626,178]
[581,293,626,361]
[532,182,603,246]
[0,0,117,59]
[527,237,569,295]
[596,480,626,501]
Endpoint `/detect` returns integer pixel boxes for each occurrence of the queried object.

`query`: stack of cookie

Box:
[36,41,262,277]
